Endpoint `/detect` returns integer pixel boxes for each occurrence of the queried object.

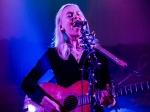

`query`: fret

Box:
[85,94,88,104]
[141,82,143,90]
[78,81,150,106]
[125,86,127,94]
[141,81,150,90]
[135,83,137,92]
[118,87,127,96]
[120,88,122,95]
[78,96,84,106]
[83,95,86,104]
[84,95,86,105]
[147,81,149,89]
[78,94,90,106]
[88,94,90,104]
[136,83,143,92]
[130,84,137,93]
[85,94,87,104]
[147,81,150,89]
[78,96,81,105]
[88,94,91,104]
[81,96,83,105]
[120,87,123,95]
[84,95,86,104]
[83,95,84,105]
[130,84,136,93]
[130,85,132,93]
[117,87,124,96]
[83,95,85,105]
[123,87,127,95]
[116,81,150,97]
[78,96,81,106]
[84,95,87,104]
[125,85,132,94]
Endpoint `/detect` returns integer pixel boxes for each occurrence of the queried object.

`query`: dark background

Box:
[0,0,150,112]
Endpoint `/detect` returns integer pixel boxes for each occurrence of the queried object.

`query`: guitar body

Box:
[23,80,150,112]
[39,80,90,112]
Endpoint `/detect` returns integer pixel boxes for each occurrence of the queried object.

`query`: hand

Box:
[40,96,60,112]
[99,84,116,108]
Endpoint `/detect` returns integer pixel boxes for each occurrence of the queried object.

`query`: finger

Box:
[107,98,116,108]
[101,90,107,98]
[101,91,114,103]
[101,92,110,104]
[49,100,60,111]
[101,90,110,97]
[99,98,104,105]
[106,84,111,90]
[101,91,109,102]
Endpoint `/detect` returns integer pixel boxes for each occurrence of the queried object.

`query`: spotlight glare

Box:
[28,104,36,112]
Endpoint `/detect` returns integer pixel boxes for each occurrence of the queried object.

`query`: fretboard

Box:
[116,81,150,96]
[77,81,150,106]
[77,91,101,106]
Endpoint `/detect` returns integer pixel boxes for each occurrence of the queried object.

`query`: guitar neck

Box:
[77,81,150,106]
[116,81,150,96]
[77,91,101,106]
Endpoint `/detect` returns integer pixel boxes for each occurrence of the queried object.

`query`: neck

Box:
[69,38,79,49]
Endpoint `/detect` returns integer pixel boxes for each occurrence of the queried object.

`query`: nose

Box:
[72,12,81,19]
[74,16,81,21]
[73,15,81,21]
[71,13,82,26]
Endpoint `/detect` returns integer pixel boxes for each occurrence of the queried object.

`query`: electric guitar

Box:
[23,80,150,112]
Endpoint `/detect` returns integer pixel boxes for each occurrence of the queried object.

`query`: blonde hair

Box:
[53,3,90,60]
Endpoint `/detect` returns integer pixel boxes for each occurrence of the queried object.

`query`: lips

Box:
[71,17,82,27]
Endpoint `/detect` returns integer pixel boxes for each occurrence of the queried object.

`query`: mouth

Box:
[71,17,83,27]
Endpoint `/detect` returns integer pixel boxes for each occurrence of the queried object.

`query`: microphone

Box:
[72,20,87,27]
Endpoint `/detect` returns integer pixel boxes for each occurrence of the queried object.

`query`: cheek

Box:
[78,15,85,21]
[61,20,71,28]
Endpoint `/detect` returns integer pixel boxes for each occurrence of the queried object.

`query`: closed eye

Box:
[67,12,73,17]
[76,12,82,16]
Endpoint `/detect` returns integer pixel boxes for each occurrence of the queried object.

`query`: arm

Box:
[21,50,51,104]
[96,52,116,107]
[21,50,62,112]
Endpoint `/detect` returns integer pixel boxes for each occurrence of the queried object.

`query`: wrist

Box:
[107,98,116,108]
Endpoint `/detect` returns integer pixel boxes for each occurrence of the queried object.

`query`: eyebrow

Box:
[66,11,72,14]
[66,11,81,14]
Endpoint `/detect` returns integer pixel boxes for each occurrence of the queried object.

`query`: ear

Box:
[60,25,65,32]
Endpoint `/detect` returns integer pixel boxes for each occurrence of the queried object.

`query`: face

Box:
[60,5,85,40]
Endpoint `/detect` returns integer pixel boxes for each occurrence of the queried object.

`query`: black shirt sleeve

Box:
[21,50,51,104]
[95,50,111,90]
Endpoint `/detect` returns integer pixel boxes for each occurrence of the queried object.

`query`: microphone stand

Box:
[78,23,148,112]
[79,27,101,112]
[88,51,101,112]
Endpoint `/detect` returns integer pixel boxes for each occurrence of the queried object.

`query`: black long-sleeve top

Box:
[21,48,111,111]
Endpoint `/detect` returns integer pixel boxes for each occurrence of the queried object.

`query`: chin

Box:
[74,32,82,36]
[70,33,81,38]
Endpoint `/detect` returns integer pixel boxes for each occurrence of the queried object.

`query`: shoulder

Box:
[46,47,57,54]
[45,47,60,59]
[39,47,57,59]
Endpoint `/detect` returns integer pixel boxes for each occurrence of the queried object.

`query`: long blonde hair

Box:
[53,4,90,60]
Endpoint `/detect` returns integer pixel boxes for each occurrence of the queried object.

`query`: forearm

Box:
[40,96,60,112]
